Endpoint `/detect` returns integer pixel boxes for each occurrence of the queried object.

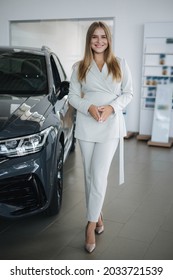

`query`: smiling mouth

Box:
[95,45,104,47]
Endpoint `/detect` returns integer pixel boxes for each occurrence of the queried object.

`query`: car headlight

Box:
[0,127,55,157]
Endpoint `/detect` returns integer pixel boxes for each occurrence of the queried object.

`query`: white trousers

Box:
[78,139,119,222]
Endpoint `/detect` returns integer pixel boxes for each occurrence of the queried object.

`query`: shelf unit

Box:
[137,22,173,146]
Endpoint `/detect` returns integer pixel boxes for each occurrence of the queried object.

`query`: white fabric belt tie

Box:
[119,137,124,185]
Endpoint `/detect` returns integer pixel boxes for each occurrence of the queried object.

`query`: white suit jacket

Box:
[68,58,133,185]
[68,57,133,143]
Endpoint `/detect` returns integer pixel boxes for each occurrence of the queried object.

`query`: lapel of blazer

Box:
[89,60,116,94]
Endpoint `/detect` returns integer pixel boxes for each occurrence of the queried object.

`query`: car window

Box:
[50,56,61,91]
[52,54,66,81]
[0,51,48,95]
[50,54,67,92]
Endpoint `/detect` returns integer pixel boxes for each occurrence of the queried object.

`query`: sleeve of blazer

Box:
[68,65,92,115]
[110,58,133,112]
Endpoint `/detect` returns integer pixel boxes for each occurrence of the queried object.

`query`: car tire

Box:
[46,144,64,216]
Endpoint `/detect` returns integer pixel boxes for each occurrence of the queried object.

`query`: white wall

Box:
[0,0,173,132]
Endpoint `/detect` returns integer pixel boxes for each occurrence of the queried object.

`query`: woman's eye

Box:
[92,36,107,39]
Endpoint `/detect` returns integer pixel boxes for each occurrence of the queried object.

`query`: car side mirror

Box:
[58,81,69,99]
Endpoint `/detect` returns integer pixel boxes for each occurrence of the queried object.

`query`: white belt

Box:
[119,137,124,185]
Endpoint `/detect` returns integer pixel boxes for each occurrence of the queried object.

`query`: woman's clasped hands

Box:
[88,104,114,122]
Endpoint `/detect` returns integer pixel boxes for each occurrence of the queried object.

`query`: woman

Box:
[68,21,133,253]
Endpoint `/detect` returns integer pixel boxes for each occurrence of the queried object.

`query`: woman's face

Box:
[90,27,108,55]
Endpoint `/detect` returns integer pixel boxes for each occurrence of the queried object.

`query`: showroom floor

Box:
[0,137,173,260]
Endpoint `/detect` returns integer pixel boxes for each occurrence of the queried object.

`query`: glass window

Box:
[52,54,66,81]
[50,55,61,90]
[0,50,48,95]
[10,18,114,79]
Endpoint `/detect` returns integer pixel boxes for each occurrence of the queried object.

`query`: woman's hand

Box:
[88,105,114,122]
[88,105,101,121]
[97,105,114,122]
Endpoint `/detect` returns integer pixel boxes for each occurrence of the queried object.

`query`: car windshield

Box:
[0,50,48,96]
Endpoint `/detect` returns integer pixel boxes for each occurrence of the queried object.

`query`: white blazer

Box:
[68,57,133,143]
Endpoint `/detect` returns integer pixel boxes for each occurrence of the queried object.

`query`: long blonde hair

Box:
[78,21,122,81]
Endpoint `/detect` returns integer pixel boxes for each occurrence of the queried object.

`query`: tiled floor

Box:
[0,137,173,260]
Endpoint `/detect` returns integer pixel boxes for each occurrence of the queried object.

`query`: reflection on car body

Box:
[0,46,76,218]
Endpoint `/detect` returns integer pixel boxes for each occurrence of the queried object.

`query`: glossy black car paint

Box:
[0,46,75,218]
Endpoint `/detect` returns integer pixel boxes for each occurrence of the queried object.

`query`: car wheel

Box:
[46,145,64,216]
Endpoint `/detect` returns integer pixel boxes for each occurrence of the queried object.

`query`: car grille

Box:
[0,174,46,216]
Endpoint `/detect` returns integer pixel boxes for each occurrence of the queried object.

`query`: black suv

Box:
[0,46,76,218]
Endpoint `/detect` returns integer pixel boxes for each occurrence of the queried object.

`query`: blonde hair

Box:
[78,21,122,81]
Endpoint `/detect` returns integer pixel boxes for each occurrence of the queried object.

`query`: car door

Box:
[50,54,74,159]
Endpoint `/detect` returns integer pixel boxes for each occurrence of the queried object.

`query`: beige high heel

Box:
[85,243,96,253]
[95,213,104,235]
[85,222,96,253]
